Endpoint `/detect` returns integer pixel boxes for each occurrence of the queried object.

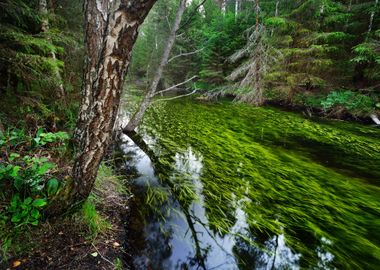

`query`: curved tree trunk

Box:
[47,0,157,215]
[123,0,187,133]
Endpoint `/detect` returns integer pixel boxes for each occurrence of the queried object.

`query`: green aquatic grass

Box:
[133,98,380,269]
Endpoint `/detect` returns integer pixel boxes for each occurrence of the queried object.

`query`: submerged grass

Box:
[134,98,380,269]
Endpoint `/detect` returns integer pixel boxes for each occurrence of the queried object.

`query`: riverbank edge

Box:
[0,163,130,270]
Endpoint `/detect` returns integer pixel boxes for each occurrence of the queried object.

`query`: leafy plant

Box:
[7,195,47,226]
[321,90,376,115]
[0,128,66,232]
[33,128,70,147]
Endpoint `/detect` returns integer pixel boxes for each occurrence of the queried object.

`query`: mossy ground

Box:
[132,98,380,269]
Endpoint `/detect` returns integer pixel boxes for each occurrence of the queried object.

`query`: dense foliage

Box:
[129,0,380,117]
[0,0,82,130]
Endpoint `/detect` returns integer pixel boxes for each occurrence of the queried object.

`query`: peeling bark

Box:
[48,0,157,215]
[123,0,187,132]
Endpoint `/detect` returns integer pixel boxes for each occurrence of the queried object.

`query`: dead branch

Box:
[154,88,198,102]
[154,75,198,96]
[168,48,204,63]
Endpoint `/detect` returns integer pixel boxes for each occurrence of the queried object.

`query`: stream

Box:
[118,98,380,270]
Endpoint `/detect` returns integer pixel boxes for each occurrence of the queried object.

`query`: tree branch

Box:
[177,0,207,31]
[154,75,198,96]
[154,88,198,102]
[168,48,204,63]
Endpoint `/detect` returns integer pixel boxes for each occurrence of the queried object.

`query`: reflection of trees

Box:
[124,130,207,269]
[123,175,174,269]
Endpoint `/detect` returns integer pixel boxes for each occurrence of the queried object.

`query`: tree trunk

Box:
[368,0,379,35]
[370,114,380,125]
[47,0,157,215]
[235,0,241,19]
[253,0,264,106]
[271,0,280,36]
[38,0,65,98]
[123,0,187,133]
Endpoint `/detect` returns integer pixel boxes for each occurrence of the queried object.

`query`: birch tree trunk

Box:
[221,0,226,16]
[235,0,241,18]
[38,0,65,98]
[123,0,187,133]
[368,0,379,35]
[48,0,157,214]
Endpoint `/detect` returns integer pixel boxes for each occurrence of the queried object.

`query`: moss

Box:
[134,98,380,269]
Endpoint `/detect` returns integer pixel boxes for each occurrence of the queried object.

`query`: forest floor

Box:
[1,165,129,270]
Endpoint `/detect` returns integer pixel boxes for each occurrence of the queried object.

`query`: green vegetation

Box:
[0,0,379,268]
[0,128,69,259]
[133,98,380,269]
[129,0,380,118]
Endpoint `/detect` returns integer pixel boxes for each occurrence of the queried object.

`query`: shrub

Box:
[320,90,376,116]
[0,129,69,228]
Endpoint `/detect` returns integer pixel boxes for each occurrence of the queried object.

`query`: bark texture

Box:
[123,0,187,132]
[49,0,157,214]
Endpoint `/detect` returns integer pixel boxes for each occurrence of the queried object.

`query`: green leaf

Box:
[37,162,55,175]
[9,153,21,161]
[47,178,59,196]
[30,220,39,226]
[10,166,21,178]
[13,177,23,190]
[32,198,47,208]
[24,197,33,205]
[11,214,21,223]
[36,128,44,138]
[30,209,40,219]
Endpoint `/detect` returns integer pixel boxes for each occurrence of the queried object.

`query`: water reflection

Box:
[120,134,307,270]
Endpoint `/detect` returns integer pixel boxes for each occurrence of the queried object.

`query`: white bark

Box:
[235,0,241,18]
[56,0,157,209]
[368,0,379,35]
[370,114,380,125]
[168,48,203,63]
[221,0,226,16]
[154,76,198,96]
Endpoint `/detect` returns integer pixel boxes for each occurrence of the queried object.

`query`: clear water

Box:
[119,98,380,270]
